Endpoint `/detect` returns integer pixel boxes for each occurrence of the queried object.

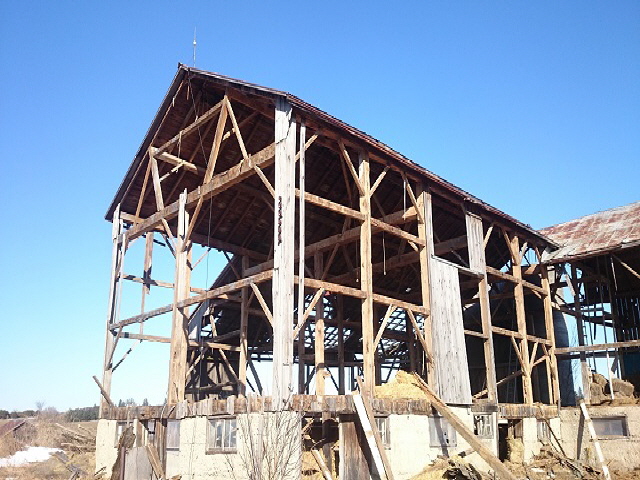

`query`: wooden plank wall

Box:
[430,258,472,404]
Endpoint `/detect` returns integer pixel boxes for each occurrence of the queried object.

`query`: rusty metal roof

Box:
[540,201,640,263]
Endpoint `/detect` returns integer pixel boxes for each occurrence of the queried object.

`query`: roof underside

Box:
[106,64,552,248]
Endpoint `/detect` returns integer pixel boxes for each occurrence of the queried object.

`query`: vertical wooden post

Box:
[540,262,560,406]
[101,204,123,417]
[238,256,249,396]
[508,233,533,404]
[140,232,154,333]
[168,190,191,404]
[465,211,498,402]
[315,252,326,395]
[298,120,306,395]
[571,264,591,404]
[358,150,375,397]
[416,186,434,384]
[272,96,296,409]
[337,295,345,395]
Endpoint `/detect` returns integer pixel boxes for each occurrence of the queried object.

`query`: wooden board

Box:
[271,96,296,409]
[339,415,371,480]
[429,258,472,404]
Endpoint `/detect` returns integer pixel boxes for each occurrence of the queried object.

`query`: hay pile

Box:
[374,371,429,399]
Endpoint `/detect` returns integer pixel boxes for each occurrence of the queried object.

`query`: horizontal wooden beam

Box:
[126,142,277,242]
[155,151,205,175]
[121,332,240,352]
[112,270,273,329]
[491,325,552,345]
[296,189,364,221]
[244,207,418,277]
[555,339,640,355]
[486,266,546,295]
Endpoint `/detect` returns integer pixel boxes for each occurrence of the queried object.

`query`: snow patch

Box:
[0,446,61,467]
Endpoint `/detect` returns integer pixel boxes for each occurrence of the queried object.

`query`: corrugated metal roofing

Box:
[540,201,640,263]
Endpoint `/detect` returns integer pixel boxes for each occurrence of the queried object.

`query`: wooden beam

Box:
[100,204,123,417]
[167,191,191,404]
[555,339,640,354]
[359,151,375,397]
[354,378,395,480]
[155,98,224,156]
[239,257,249,396]
[122,332,241,352]
[417,186,434,384]
[466,211,497,402]
[315,253,326,396]
[373,305,396,350]
[412,374,518,480]
[272,97,296,409]
[506,232,533,404]
[250,282,273,327]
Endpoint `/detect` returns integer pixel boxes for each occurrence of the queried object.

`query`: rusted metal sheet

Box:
[540,201,640,263]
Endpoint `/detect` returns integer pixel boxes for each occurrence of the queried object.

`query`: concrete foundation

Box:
[559,405,640,472]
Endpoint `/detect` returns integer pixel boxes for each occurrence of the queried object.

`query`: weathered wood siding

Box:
[430,259,472,404]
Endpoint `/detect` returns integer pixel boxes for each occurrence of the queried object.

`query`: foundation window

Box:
[429,416,457,448]
[207,417,237,453]
[537,420,550,442]
[166,419,180,451]
[592,416,629,437]
[473,414,493,439]
[374,417,390,448]
[115,421,129,447]
[142,420,156,445]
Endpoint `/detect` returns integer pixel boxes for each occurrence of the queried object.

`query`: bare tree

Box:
[226,404,302,480]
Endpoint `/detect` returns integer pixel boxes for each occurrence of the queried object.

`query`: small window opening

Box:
[473,414,493,439]
[429,416,457,448]
[592,416,629,437]
[166,419,180,451]
[374,417,390,448]
[207,417,237,453]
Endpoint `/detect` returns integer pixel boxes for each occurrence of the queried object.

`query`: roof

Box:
[106,64,553,246]
[540,201,640,263]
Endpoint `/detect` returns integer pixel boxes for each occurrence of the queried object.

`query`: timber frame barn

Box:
[96,65,640,479]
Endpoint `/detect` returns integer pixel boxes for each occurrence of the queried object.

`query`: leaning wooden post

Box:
[272,96,297,409]
[358,150,375,397]
[100,204,123,417]
[167,190,191,404]
[465,210,498,403]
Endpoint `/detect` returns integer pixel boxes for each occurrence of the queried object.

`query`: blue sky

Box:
[0,1,638,411]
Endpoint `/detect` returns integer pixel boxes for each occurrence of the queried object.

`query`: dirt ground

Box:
[0,419,97,480]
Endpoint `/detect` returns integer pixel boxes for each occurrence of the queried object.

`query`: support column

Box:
[358,151,375,397]
[416,186,434,384]
[540,263,560,406]
[466,211,498,402]
[337,295,345,395]
[168,190,191,404]
[272,96,296,409]
[508,233,533,404]
[315,252,326,395]
[571,264,591,403]
[100,205,123,416]
[238,256,249,396]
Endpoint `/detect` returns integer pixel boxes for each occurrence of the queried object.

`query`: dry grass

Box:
[0,417,96,480]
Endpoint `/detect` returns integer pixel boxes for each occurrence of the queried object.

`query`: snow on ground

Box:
[0,446,61,467]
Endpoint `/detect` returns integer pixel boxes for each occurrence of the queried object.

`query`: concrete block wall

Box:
[96,419,118,474]
[385,408,498,479]
[559,406,640,472]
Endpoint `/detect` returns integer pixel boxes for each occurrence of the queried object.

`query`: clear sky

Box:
[0,1,638,411]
